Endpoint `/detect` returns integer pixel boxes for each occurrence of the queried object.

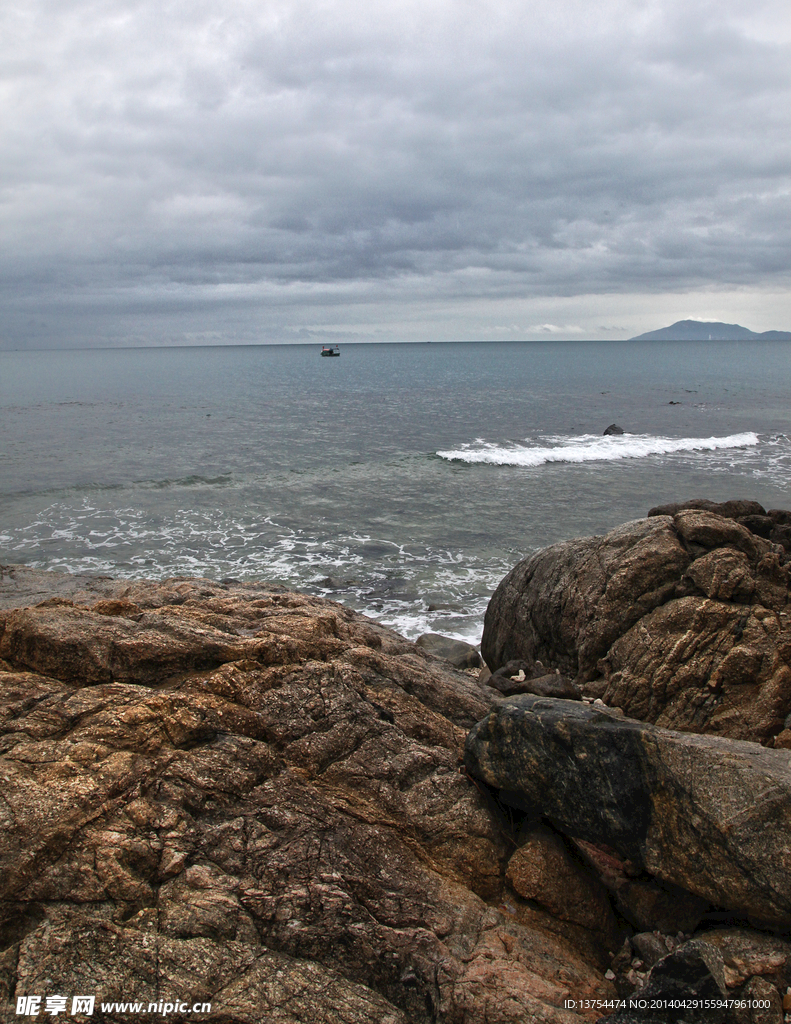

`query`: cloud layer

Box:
[1,0,790,345]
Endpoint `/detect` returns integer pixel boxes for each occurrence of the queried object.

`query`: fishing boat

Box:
[320,345,340,357]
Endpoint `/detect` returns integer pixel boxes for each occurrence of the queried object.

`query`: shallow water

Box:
[2,340,790,641]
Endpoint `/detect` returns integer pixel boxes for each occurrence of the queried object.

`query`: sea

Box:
[2,340,790,644]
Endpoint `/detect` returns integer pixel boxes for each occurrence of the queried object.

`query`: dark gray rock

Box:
[736,515,774,539]
[644,939,728,1009]
[604,423,625,435]
[489,666,581,699]
[415,632,482,669]
[465,696,791,927]
[319,575,348,589]
[631,932,671,968]
[598,940,728,1023]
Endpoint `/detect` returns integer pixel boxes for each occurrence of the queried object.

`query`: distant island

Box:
[629,319,791,341]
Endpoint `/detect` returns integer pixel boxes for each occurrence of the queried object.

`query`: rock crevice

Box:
[482,503,791,744]
[0,566,613,1023]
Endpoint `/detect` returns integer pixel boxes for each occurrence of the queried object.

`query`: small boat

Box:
[320,345,340,357]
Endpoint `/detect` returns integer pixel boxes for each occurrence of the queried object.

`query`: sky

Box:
[1,0,790,348]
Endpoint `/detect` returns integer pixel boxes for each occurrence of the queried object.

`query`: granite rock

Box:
[505,824,617,939]
[481,507,791,743]
[733,976,783,1024]
[572,840,709,934]
[699,928,791,991]
[597,940,729,1024]
[415,632,482,669]
[465,695,791,927]
[0,566,612,1024]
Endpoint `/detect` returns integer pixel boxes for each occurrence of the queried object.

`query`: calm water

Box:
[2,341,790,641]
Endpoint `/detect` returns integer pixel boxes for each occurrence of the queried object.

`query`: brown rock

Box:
[614,878,709,935]
[683,547,756,602]
[672,508,766,563]
[699,928,791,990]
[571,842,708,934]
[773,728,791,749]
[647,499,791,557]
[13,910,410,1024]
[90,598,144,618]
[0,566,613,1023]
[731,977,784,1024]
[482,517,692,681]
[481,507,791,743]
[505,824,617,937]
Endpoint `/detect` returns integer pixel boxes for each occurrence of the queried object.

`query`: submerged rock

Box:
[415,632,482,669]
[0,566,613,1023]
[465,695,791,927]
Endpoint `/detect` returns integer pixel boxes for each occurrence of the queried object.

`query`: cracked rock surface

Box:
[481,503,791,745]
[0,565,613,1023]
[465,695,791,927]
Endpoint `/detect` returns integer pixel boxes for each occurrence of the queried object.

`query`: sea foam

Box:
[436,431,759,467]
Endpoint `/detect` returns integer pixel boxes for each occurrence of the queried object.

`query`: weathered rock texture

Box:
[0,565,613,1024]
[597,939,730,1024]
[505,825,616,939]
[415,632,482,670]
[482,502,791,744]
[465,695,791,927]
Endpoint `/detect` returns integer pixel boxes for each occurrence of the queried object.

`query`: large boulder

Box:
[481,507,791,744]
[465,695,791,928]
[0,566,613,1024]
[482,516,693,681]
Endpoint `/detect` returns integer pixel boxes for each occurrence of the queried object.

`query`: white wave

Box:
[437,431,760,467]
[2,501,508,641]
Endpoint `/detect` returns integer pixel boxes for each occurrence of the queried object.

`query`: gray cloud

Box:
[1,0,789,346]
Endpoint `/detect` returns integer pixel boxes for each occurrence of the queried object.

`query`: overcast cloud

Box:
[1,0,790,346]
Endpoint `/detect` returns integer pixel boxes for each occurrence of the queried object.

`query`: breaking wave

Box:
[436,431,760,467]
[0,503,510,643]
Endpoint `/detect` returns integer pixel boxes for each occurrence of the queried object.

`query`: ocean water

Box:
[2,340,790,642]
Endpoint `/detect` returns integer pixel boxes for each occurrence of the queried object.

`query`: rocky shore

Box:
[1,498,790,1023]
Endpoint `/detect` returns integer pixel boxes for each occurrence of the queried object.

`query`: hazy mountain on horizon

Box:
[629,320,791,342]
